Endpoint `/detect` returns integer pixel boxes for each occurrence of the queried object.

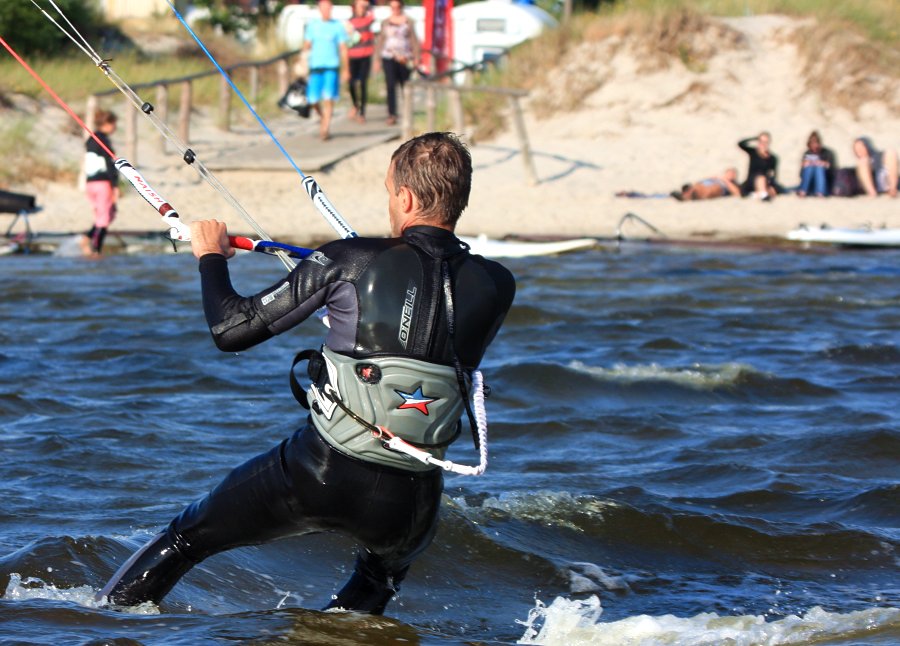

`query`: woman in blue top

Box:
[304,0,350,141]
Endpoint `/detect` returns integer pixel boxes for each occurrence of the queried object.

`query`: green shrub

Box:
[0,0,102,57]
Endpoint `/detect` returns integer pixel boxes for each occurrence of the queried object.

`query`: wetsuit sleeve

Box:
[198,240,377,353]
[198,254,274,352]
[453,258,516,367]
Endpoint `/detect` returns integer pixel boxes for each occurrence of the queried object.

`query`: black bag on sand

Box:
[278,78,311,118]
[0,190,36,214]
[831,167,862,197]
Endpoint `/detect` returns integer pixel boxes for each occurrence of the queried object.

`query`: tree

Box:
[0,0,100,57]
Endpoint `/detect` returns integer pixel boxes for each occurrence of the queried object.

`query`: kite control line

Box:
[0,33,312,260]
[27,0,298,269]
[166,0,358,241]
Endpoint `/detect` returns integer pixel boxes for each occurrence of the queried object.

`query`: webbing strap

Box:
[441,261,481,450]
[289,349,323,410]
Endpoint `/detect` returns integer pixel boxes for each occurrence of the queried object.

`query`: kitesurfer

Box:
[97,132,516,614]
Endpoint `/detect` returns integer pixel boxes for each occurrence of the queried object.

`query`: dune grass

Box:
[456,0,898,140]
[0,116,78,185]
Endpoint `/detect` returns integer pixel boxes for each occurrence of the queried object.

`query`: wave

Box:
[446,489,899,572]
[821,343,900,365]
[491,360,836,409]
[516,595,900,645]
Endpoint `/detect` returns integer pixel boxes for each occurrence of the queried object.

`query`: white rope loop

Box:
[383,369,489,476]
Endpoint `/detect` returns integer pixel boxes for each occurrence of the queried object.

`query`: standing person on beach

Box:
[97,132,516,615]
[375,0,420,126]
[738,131,780,200]
[81,109,119,257]
[304,0,350,141]
[346,0,375,123]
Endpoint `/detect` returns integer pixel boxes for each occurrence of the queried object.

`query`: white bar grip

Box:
[114,158,191,241]
[302,176,357,240]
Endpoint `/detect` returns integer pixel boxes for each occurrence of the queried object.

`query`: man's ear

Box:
[399,185,417,214]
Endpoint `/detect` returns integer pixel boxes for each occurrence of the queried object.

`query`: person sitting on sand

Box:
[671,167,741,201]
[853,136,899,198]
[797,130,837,197]
[738,131,780,200]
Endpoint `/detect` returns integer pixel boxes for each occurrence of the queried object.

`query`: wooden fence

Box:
[402,79,537,185]
[85,49,300,164]
[85,48,539,185]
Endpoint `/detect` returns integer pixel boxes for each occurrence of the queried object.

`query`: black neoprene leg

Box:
[97,528,194,606]
[324,550,408,614]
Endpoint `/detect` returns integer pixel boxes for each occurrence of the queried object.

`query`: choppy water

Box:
[1,243,898,645]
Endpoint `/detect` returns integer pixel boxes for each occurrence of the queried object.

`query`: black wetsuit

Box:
[99,225,516,613]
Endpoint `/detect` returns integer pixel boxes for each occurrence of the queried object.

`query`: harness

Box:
[289,260,490,475]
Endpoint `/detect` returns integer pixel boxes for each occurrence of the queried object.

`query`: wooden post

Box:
[401,83,414,140]
[450,86,464,135]
[124,96,138,164]
[218,74,231,131]
[80,95,99,189]
[85,95,98,133]
[425,84,436,132]
[178,80,192,145]
[249,65,260,111]
[508,95,537,186]
[155,84,169,153]
[277,58,289,97]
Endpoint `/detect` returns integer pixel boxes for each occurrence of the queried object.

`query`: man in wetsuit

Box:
[97,132,516,614]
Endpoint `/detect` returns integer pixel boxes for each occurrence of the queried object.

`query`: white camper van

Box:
[276,0,556,74]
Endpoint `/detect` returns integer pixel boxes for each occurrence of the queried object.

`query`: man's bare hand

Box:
[190,219,235,259]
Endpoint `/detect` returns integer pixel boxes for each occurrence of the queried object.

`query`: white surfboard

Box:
[786,225,900,247]
[459,234,596,258]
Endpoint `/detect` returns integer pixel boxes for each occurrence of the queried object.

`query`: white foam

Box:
[517,595,900,646]
[449,490,617,531]
[568,360,752,390]
[567,562,634,594]
[3,573,159,615]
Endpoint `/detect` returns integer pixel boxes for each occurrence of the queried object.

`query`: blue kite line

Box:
[166,0,309,180]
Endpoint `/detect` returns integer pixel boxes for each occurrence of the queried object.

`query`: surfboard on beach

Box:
[459,234,597,258]
[786,224,900,247]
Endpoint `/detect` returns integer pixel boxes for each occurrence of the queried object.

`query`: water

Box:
[1,244,898,645]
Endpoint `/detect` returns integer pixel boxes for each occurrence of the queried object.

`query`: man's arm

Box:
[190,220,332,353]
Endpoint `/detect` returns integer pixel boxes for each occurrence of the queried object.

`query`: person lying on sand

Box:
[671,167,741,201]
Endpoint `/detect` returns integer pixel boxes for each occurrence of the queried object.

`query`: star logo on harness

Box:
[395,387,439,416]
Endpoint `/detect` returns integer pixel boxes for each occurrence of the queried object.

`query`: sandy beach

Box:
[7,13,900,247]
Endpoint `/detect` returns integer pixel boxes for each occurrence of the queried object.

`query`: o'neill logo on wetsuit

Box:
[395,386,439,415]
[398,281,417,348]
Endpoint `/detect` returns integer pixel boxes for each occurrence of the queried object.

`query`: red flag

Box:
[423,0,453,75]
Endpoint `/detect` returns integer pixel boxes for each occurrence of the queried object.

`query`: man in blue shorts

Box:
[305,0,350,141]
